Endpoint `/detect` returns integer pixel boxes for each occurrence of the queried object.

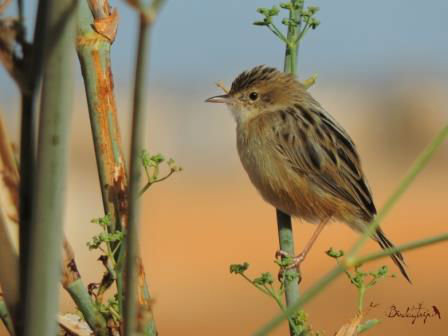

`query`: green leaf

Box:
[307,6,320,14]
[253,272,274,285]
[230,262,249,274]
[268,6,280,16]
[253,20,268,26]
[326,247,344,258]
[357,319,380,333]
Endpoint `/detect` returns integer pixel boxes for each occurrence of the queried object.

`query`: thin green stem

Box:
[268,24,288,44]
[357,286,365,312]
[254,266,343,336]
[275,210,300,333]
[355,233,448,266]
[253,232,448,335]
[139,169,174,196]
[22,0,76,335]
[124,1,163,333]
[277,4,304,332]
[242,276,271,296]
[348,123,448,259]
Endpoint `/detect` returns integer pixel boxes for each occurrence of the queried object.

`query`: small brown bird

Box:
[206,65,410,282]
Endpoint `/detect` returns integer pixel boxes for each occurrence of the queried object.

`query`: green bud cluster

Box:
[254,1,320,45]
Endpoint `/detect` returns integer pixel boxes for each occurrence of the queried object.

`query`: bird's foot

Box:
[275,250,304,284]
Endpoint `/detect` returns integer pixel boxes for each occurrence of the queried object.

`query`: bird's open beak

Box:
[205,94,231,104]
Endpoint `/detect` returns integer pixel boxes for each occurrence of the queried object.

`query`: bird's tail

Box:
[374,228,411,283]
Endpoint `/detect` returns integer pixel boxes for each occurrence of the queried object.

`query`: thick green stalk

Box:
[76,0,125,235]
[66,280,108,334]
[77,0,129,316]
[124,17,153,336]
[77,0,156,328]
[253,123,448,335]
[277,1,304,334]
[19,1,51,329]
[62,241,108,335]
[0,299,14,335]
[283,0,302,74]
[22,0,76,335]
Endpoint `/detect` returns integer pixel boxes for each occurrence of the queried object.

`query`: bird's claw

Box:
[275,250,304,284]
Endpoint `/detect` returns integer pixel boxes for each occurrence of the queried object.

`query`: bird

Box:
[205,65,410,282]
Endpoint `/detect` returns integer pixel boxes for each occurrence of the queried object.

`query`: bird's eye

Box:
[249,92,258,101]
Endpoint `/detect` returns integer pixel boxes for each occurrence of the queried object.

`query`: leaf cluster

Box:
[139,149,182,195]
[254,1,320,45]
[230,263,321,336]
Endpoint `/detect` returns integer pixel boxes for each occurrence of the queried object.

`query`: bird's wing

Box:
[268,105,376,219]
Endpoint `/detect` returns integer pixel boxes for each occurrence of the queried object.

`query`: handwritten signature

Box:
[370,302,442,324]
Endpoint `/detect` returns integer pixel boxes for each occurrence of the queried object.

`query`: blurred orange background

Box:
[4,82,447,335]
[1,1,448,335]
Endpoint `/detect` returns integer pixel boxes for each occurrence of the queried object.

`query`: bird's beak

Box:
[205,94,231,104]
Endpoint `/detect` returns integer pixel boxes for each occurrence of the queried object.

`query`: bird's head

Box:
[205,65,305,124]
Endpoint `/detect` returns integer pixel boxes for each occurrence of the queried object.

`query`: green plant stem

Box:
[347,123,448,259]
[77,0,129,315]
[283,0,303,75]
[253,123,448,335]
[77,0,124,236]
[357,286,365,312]
[275,210,299,330]
[139,169,174,196]
[18,0,51,330]
[0,299,14,336]
[357,319,380,334]
[62,241,109,335]
[22,0,76,335]
[66,280,108,334]
[277,2,304,335]
[254,233,448,336]
[354,232,448,266]
[124,15,154,336]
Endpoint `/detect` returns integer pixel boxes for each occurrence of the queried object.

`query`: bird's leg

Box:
[276,220,327,273]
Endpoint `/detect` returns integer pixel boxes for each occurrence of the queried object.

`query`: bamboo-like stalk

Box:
[62,241,108,335]
[76,0,156,329]
[277,1,304,333]
[0,111,105,335]
[0,298,14,336]
[123,1,165,334]
[123,15,151,336]
[254,123,448,335]
[0,114,19,325]
[22,0,77,335]
[18,0,52,306]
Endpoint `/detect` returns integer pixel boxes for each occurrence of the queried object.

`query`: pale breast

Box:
[236,122,328,222]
